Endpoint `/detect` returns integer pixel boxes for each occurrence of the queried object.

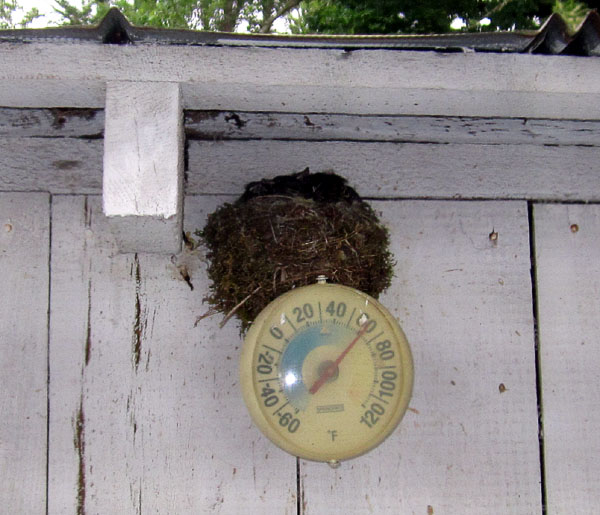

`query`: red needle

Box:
[309,321,370,395]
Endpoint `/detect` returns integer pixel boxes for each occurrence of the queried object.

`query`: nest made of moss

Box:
[198,169,394,332]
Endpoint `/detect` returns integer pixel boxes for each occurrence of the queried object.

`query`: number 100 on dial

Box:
[240,282,413,463]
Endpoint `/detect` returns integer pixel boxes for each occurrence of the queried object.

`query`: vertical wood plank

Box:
[48,195,296,514]
[0,192,49,513]
[534,204,600,514]
[300,201,542,514]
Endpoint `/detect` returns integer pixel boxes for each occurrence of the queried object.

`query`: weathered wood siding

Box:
[301,201,541,514]
[1,45,600,120]
[1,109,599,201]
[1,106,599,513]
[534,205,600,514]
[0,192,49,513]
[47,196,296,514]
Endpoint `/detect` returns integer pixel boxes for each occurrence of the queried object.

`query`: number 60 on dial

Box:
[240,281,413,464]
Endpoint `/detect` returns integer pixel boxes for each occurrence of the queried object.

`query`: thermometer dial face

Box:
[240,283,413,463]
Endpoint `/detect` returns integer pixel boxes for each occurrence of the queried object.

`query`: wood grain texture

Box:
[0,137,102,193]
[0,192,49,513]
[103,82,182,218]
[3,108,599,147]
[534,204,600,514]
[48,195,296,514]
[187,140,600,201]
[300,201,541,514]
[103,82,184,253]
[186,111,600,147]
[0,108,104,138]
[2,136,599,202]
[1,44,600,118]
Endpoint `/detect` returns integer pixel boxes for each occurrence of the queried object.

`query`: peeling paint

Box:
[178,264,194,290]
[53,159,81,170]
[83,196,92,228]
[132,253,143,370]
[224,112,246,129]
[50,107,98,130]
[296,458,306,514]
[84,278,92,366]
[73,399,86,515]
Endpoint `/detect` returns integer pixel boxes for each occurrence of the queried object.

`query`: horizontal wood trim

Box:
[186,140,600,201]
[3,107,600,147]
[1,137,599,201]
[185,111,600,146]
[0,108,104,138]
[1,44,600,118]
[0,138,102,193]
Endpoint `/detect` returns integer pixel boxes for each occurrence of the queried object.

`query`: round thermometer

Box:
[240,280,413,464]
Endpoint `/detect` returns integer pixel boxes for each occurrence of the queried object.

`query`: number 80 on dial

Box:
[240,282,413,464]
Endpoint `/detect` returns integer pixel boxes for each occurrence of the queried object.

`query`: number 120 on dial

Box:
[240,282,413,464]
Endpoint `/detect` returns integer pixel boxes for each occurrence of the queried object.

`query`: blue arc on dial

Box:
[279,322,352,410]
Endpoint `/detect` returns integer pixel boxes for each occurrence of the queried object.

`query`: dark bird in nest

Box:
[239,168,360,204]
[199,169,393,332]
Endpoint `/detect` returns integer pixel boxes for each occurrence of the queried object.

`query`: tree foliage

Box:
[291,0,595,34]
[291,0,477,34]
[0,0,41,28]
[1,0,596,33]
[553,0,592,31]
[52,0,301,32]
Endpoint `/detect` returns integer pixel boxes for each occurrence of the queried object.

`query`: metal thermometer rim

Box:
[239,282,413,463]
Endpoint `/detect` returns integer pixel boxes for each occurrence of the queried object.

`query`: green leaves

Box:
[52,0,198,28]
[52,0,96,26]
[3,0,594,34]
[48,0,300,32]
[553,0,589,33]
[0,0,42,28]
[294,0,588,34]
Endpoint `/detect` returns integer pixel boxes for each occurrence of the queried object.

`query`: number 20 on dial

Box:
[240,281,413,464]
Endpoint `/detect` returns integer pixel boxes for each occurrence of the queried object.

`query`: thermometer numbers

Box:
[256,349,276,375]
[241,283,413,462]
[375,339,395,361]
[292,303,314,323]
[325,300,347,318]
[275,410,301,433]
[257,381,302,434]
[378,369,398,398]
[260,385,279,407]
[254,346,302,434]
[360,369,399,429]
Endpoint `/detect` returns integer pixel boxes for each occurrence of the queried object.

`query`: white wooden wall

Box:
[1,109,599,514]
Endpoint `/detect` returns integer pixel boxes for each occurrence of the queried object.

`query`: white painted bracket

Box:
[103,81,183,254]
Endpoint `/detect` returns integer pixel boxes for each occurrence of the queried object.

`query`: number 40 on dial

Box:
[240,280,413,466]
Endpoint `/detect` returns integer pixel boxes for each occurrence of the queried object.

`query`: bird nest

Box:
[198,169,394,332]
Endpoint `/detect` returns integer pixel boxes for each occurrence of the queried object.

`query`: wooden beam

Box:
[103,81,183,254]
[4,107,600,147]
[185,111,600,146]
[187,140,600,201]
[1,44,600,119]
[2,136,600,201]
